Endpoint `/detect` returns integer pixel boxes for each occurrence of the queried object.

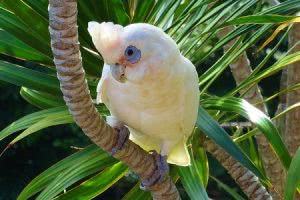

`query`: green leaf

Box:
[36,149,116,200]
[284,147,300,200]
[108,0,130,25]
[0,60,61,95]
[121,182,151,200]
[17,145,116,200]
[78,0,129,26]
[189,129,209,187]
[202,97,291,169]
[9,113,73,146]
[196,106,268,184]
[154,0,181,29]
[122,166,180,200]
[238,137,265,174]
[20,87,64,108]
[21,0,48,19]
[177,148,209,200]
[231,51,300,96]
[258,0,300,16]
[131,0,156,23]
[0,29,52,64]
[234,102,300,143]
[145,0,166,24]
[55,162,128,200]
[0,7,51,56]
[0,1,103,76]
[210,176,246,200]
[199,25,270,88]
[225,14,297,25]
[0,107,68,142]
[1,0,50,43]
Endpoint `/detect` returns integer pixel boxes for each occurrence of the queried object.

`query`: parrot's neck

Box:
[124,56,186,109]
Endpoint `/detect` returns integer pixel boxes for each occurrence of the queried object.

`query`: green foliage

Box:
[177,145,209,200]
[1,0,300,199]
[17,145,116,200]
[55,162,128,200]
[284,148,300,200]
[203,97,291,169]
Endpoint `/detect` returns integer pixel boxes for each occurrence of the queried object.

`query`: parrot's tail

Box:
[129,128,191,166]
[167,140,191,166]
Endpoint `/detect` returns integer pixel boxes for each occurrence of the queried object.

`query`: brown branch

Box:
[285,24,300,200]
[48,0,180,199]
[275,68,287,134]
[204,138,272,200]
[286,24,300,157]
[218,25,283,199]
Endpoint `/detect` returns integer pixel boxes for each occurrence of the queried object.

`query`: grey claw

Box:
[141,151,169,190]
[110,126,130,155]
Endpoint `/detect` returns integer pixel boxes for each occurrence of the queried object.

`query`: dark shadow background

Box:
[0,28,286,200]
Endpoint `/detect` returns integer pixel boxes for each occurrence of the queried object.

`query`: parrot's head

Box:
[88,22,180,83]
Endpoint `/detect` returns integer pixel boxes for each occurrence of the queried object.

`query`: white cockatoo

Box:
[88,22,199,166]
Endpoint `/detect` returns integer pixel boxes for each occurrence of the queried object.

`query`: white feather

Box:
[97,58,199,166]
[93,23,199,166]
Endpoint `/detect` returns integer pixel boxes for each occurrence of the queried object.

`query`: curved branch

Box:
[218,25,282,199]
[48,0,180,199]
[204,138,272,200]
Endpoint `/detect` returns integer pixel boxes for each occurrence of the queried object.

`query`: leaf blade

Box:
[284,147,300,200]
[196,106,268,184]
[55,162,128,200]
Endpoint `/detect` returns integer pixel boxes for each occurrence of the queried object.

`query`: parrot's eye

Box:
[124,45,141,64]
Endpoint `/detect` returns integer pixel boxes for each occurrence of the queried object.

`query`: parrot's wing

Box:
[96,64,110,104]
[166,57,199,166]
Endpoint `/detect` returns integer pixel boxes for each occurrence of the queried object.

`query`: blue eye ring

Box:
[124,45,141,64]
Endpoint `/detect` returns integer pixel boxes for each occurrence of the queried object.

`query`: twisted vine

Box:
[204,138,273,200]
[48,0,180,199]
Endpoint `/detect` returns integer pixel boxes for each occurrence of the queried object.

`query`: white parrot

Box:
[88,22,199,166]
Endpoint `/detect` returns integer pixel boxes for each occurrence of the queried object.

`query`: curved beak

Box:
[110,64,126,83]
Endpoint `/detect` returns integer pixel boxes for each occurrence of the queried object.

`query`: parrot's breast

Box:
[105,56,199,143]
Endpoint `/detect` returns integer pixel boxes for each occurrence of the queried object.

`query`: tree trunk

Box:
[204,138,272,200]
[48,1,180,199]
[285,23,300,200]
[218,26,283,199]
[286,24,300,157]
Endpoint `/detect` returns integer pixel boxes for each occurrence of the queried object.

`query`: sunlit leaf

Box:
[17,145,116,200]
[0,107,68,142]
[0,30,52,64]
[9,113,73,146]
[121,182,151,200]
[56,162,128,200]
[177,148,209,200]
[231,51,300,95]
[196,106,269,184]
[225,14,297,25]
[202,97,291,169]
[20,87,64,108]
[0,60,60,94]
[36,150,116,200]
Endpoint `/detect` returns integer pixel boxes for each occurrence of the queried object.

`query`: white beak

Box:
[110,63,126,83]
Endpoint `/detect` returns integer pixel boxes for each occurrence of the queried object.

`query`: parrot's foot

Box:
[111,125,130,155]
[140,151,169,190]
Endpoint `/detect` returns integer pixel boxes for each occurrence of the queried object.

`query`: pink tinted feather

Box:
[88,22,124,63]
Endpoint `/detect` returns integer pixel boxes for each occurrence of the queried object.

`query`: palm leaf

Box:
[17,145,116,200]
[196,106,269,184]
[202,97,291,169]
[55,162,128,200]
